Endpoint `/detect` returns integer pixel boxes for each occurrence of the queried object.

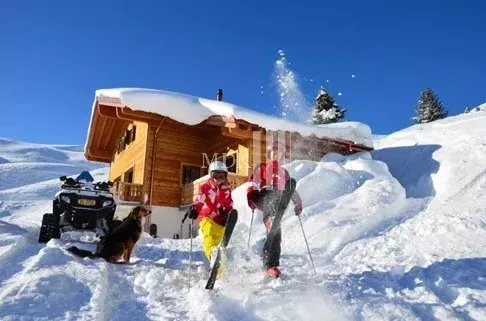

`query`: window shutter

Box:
[124,130,130,145]
[131,126,137,141]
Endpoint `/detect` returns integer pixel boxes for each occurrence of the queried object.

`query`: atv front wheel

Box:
[39,213,61,243]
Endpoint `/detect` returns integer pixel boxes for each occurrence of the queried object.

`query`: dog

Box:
[67,205,151,264]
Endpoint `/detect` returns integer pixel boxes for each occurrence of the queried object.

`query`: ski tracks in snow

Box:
[336,257,486,320]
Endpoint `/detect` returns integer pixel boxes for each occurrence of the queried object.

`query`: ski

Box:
[205,209,238,290]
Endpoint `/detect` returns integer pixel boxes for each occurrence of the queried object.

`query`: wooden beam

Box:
[86,154,111,163]
[120,107,164,122]
[204,115,225,127]
[98,104,160,125]
[87,147,113,161]
[97,99,124,108]
[221,127,253,139]
[102,118,117,150]
[98,105,119,118]
[116,107,162,125]
[86,103,101,154]
[95,116,108,149]
[324,137,374,152]
[205,115,240,129]
[85,149,111,163]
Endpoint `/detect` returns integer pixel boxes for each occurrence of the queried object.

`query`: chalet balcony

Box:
[181,173,248,206]
[111,181,145,203]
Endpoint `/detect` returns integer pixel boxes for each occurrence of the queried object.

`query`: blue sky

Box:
[1,1,484,145]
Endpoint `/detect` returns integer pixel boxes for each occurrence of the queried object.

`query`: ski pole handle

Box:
[182,204,196,223]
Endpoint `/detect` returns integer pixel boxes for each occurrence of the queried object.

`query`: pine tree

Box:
[412,88,448,124]
[311,87,346,124]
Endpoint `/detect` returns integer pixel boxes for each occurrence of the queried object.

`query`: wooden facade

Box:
[85,98,373,213]
[109,121,148,185]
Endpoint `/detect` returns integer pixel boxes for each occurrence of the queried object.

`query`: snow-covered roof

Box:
[93,88,373,147]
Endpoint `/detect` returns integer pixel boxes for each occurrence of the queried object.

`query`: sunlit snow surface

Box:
[1,106,486,320]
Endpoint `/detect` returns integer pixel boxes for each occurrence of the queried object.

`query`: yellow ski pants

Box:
[199,217,225,261]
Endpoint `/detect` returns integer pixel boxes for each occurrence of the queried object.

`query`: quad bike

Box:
[38,171,121,243]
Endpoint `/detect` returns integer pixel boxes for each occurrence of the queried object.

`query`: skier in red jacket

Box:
[188,161,237,270]
[247,140,303,277]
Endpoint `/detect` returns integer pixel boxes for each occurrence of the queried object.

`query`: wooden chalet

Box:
[84,88,373,238]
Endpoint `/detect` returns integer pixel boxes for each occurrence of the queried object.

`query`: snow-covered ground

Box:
[0,106,485,320]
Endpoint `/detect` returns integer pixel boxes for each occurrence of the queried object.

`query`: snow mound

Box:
[231,151,406,263]
[373,105,486,199]
[466,102,486,113]
[335,103,486,278]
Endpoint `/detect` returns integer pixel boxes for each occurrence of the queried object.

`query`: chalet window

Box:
[224,155,237,173]
[182,165,201,185]
[218,154,237,174]
[124,167,134,183]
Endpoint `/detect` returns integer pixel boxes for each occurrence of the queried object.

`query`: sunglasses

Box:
[211,171,227,179]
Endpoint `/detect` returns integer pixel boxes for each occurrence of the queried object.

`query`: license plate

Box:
[78,198,96,206]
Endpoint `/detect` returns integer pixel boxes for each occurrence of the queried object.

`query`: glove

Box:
[188,207,198,220]
[218,208,229,225]
[247,190,259,210]
[294,203,303,216]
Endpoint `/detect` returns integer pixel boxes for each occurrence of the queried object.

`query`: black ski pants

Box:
[252,179,296,269]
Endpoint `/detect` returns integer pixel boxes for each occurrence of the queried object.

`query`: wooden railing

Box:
[111,182,144,203]
[181,173,248,206]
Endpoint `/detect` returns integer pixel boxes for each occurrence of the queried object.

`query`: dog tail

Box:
[67,246,98,259]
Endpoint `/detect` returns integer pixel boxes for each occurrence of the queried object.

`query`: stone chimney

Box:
[216,89,223,101]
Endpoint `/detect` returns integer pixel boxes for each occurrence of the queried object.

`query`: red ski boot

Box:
[265,267,281,278]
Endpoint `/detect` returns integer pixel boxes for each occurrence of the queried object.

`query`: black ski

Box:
[205,209,238,290]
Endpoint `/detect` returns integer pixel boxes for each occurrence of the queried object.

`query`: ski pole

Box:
[298,215,316,275]
[188,218,193,289]
[247,209,255,251]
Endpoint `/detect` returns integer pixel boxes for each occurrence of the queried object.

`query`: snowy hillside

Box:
[0,138,104,190]
[0,106,485,320]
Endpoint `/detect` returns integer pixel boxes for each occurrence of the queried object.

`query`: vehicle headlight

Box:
[103,200,113,207]
[61,196,70,203]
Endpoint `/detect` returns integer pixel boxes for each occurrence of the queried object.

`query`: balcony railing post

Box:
[111,182,144,203]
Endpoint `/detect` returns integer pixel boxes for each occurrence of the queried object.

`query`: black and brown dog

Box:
[67,205,151,264]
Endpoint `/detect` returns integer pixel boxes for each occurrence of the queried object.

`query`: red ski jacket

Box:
[247,160,290,192]
[246,160,303,213]
[193,179,233,226]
